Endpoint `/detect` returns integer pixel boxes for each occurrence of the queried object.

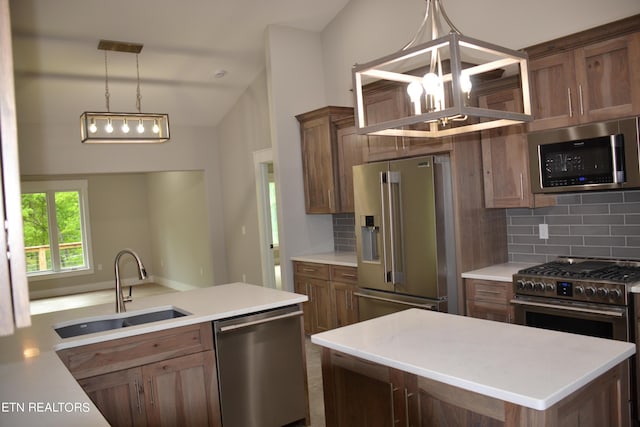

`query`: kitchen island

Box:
[312,309,635,426]
[0,283,307,426]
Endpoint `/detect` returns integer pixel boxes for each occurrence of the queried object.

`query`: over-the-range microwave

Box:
[528,117,640,193]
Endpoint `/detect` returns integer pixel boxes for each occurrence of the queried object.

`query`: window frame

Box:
[21,179,94,281]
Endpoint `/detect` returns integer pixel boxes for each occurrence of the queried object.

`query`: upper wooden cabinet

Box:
[296,106,366,214]
[528,29,640,131]
[479,85,555,209]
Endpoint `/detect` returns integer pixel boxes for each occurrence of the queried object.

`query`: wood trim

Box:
[525,14,640,59]
[57,322,214,379]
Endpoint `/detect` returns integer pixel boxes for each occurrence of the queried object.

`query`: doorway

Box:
[254,149,281,289]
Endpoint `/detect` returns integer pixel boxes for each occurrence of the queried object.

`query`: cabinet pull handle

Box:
[302,268,316,273]
[148,379,155,407]
[390,385,399,424]
[404,389,414,427]
[519,173,524,200]
[567,87,573,117]
[328,189,333,210]
[341,273,357,278]
[134,380,142,414]
[578,84,584,116]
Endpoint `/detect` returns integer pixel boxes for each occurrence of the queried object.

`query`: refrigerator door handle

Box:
[387,171,404,285]
[380,171,391,283]
[354,292,436,310]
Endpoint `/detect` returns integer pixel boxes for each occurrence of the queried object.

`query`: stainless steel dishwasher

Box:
[213,304,308,427]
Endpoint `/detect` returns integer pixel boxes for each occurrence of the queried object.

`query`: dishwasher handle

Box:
[218,310,304,334]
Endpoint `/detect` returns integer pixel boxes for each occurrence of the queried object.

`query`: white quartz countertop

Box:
[311,309,635,411]
[0,283,306,426]
[291,251,357,267]
[461,262,536,282]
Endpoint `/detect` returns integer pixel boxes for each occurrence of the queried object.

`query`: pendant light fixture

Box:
[352,0,532,138]
[80,40,170,143]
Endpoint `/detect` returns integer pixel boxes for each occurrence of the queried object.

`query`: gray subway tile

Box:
[627,214,640,224]
[569,204,609,214]
[623,191,640,202]
[508,225,535,235]
[548,225,570,235]
[546,215,582,225]
[508,244,534,254]
[506,208,534,217]
[611,225,640,236]
[611,247,640,260]
[546,235,583,246]
[569,225,611,236]
[582,214,624,224]
[610,202,640,214]
[581,192,624,204]
[534,244,570,255]
[628,237,640,246]
[510,216,547,226]
[512,235,545,244]
[511,253,549,263]
[555,194,582,205]
[571,246,612,258]
[583,236,626,247]
[532,205,569,216]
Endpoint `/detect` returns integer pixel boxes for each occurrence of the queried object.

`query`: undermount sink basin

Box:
[54,306,190,338]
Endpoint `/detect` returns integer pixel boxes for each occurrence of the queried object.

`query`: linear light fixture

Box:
[353,0,532,138]
[80,40,170,144]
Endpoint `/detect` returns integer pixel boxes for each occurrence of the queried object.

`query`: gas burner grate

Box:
[517,260,640,284]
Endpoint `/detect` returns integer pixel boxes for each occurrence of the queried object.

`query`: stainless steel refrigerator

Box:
[354,154,457,320]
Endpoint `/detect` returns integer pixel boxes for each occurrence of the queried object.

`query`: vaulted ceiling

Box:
[9,0,350,128]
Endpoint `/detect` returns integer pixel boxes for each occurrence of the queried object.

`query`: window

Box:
[21,180,93,279]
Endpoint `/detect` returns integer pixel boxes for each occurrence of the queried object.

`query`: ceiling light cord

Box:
[104,51,111,112]
[136,54,142,113]
[402,0,461,51]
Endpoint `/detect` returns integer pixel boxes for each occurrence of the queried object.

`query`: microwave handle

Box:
[612,135,625,184]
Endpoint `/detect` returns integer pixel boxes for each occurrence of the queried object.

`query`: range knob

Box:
[575,286,584,295]
[516,279,526,290]
[596,288,609,298]
[545,283,556,292]
[610,289,622,299]
[524,281,534,291]
[585,286,596,297]
[534,281,545,291]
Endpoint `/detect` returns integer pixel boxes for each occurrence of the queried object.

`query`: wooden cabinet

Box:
[330,265,359,328]
[465,278,514,323]
[321,349,416,427]
[528,32,640,131]
[334,117,368,213]
[323,348,630,427]
[58,323,221,427]
[293,261,333,334]
[296,106,365,214]
[293,261,359,333]
[479,86,555,209]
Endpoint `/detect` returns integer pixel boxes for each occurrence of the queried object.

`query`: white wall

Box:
[217,70,272,285]
[265,25,335,291]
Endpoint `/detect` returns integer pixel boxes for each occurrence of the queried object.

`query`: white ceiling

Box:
[9,0,351,127]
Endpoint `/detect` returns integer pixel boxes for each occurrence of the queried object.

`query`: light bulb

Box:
[407,81,423,115]
[88,118,97,134]
[105,118,114,134]
[121,119,130,133]
[422,72,441,95]
[137,119,145,133]
[152,120,160,134]
[460,73,472,94]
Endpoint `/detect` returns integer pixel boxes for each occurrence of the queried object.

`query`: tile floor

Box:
[29,284,327,426]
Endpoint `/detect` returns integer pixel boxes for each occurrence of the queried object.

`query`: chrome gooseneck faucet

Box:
[114,248,147,313]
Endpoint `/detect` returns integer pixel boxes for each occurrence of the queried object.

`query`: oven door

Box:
[511,295,629,342]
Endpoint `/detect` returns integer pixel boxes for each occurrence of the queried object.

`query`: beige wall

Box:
[146,171,213,289]
[24,171,213,297]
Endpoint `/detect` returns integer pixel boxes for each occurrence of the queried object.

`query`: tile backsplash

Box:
[507,190,640,262]
[333,213,356,252]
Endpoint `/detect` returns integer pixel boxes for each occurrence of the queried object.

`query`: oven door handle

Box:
[510,299,626,318]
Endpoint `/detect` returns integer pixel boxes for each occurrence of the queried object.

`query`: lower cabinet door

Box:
[143,351,221,427]
[78,368,147,427]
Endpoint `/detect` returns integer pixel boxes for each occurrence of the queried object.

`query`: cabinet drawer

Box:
[465,279,513,304]
[58,322,214,380]
[294,261,330,280]
[330,265,358,284]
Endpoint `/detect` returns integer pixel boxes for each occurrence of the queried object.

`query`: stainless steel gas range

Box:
[512,256,640,421]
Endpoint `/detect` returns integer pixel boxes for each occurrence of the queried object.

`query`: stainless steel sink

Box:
[54,306,190,338]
